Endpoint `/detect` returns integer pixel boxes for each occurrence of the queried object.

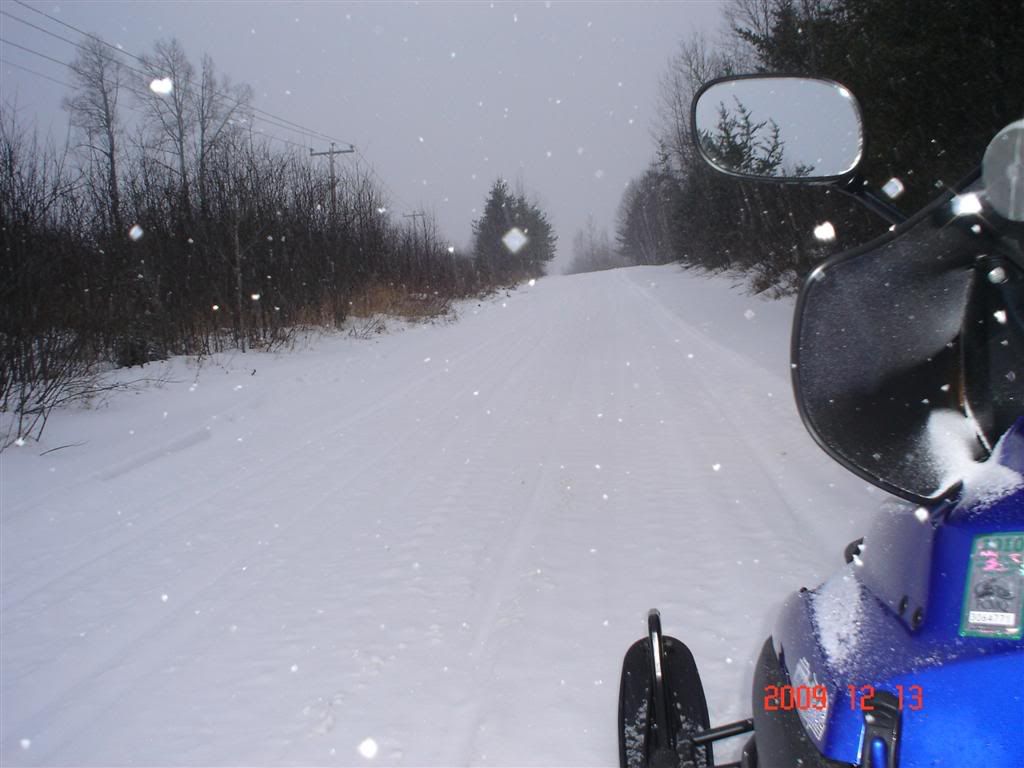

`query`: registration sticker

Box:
[960,532,1024,640]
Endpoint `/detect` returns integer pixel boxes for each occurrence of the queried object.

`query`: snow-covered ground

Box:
[2,265,884,766]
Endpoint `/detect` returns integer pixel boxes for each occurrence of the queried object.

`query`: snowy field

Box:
[1,265,884,766]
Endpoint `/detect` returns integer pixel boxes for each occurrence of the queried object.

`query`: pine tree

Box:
[472,179,557,284]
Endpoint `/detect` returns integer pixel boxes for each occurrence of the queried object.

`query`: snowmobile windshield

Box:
[793,175,1024,503]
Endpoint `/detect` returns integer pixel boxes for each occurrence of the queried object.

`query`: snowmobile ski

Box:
[618,609,716,768]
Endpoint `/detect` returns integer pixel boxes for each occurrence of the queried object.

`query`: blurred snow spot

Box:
[914,507,930,523]
[290,664,299,672]
[423,357,431,363]
[594,169,605,179]
[952,193,982,216]
[994,309,1008,324]
[712,464,721,472]
[14,437,25,447]
[251,293,261,301]
[744,309,756,320]
[358,738,378,758]
[502,227,527,253]
[19,739,30,750]
[988,266,1008,284]
[576,146,584,156]
[447,245,455,254]
[161,594,169,603]
[128,224,144,241]
[528,278,536,286]
[212,304,220,311]
[149,77,173,95]
[813,222,836,241]
[882,178,905,199]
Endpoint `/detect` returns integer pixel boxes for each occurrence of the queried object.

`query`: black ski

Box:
[618,609,714,768]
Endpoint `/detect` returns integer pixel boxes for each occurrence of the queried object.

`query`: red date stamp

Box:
[763,684,829,712]
[763,684,925,712]
[847,684,924,711]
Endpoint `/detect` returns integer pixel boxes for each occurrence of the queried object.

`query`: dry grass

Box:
[349,283,453,321]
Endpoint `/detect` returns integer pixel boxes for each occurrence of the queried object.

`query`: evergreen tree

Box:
[472,179,556,283]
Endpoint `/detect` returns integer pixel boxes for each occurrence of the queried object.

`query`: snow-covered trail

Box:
[1,266,879,766]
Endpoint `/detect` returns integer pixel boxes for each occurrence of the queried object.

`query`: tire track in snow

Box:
[439,288,597,764]
[621,272,840,551]
[2,306,545,610]
[3,305,558,762]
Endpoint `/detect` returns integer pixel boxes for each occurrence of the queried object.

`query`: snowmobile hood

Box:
[792,173,1024,504]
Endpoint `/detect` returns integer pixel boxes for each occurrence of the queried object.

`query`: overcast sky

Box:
[1,1,725,271]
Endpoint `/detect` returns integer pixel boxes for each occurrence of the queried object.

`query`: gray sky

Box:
[1,0,725,271]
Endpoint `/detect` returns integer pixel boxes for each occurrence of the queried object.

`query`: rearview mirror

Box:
[692,76,864,182]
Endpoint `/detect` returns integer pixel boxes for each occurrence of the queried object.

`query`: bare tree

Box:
[63,37,125,236]
[139,38,196,221]
[193,54,252,218]
[655,32,733,174]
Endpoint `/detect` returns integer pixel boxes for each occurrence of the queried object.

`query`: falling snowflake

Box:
[128,224,144,241]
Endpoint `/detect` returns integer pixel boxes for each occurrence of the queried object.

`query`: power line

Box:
[0,36,77,70]
[0,28,332,149]
[0,56,69,88]
[1,9,87,52]
[354,146,413,215]
[4,3,411,220]
[0,39,321,155]
[12,0,149,67]
[10,0,354,147]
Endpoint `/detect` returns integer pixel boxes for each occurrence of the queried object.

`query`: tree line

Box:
[570,0,1023,290]
[1,36,556,447]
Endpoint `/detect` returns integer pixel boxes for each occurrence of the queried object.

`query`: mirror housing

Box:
[692,75,864,183]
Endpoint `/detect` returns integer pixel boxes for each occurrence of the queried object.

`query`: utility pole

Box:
[310,142,355,219]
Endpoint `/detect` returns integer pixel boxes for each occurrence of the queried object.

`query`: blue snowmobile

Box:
[618,75,1024,768]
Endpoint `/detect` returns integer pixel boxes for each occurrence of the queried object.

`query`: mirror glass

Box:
[983,119,1024,222]
[693,77,863,181]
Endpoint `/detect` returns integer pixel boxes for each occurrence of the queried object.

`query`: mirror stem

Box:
[838,175,907,225]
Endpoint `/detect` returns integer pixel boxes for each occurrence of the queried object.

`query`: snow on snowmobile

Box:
[618,75,1024,768]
